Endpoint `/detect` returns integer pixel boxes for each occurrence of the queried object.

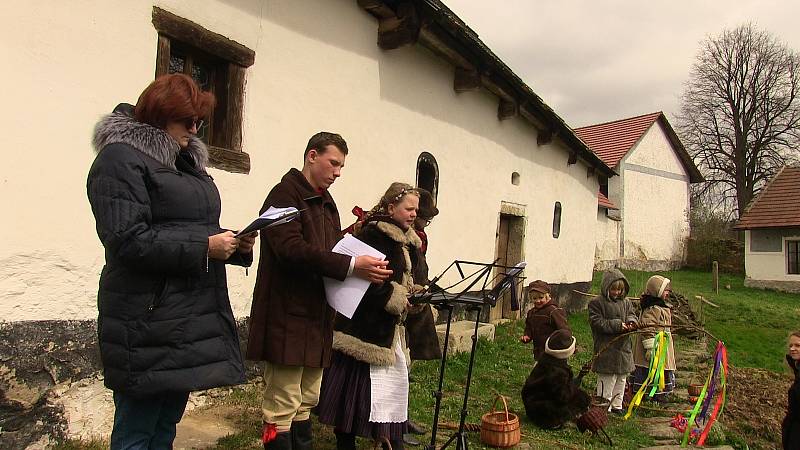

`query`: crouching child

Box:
[521,329,591,429]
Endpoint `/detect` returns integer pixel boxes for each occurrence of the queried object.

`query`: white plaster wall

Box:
[0,0,598,321]
[621,171,688,261]
[744,230,800,282]
[625,122,686,173]
[595,210,620,262]
[620,122,690,262]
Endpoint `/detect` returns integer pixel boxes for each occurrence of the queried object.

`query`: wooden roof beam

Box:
[537,129,553,146]
[454,67,480,92]
[498,98,517,120]
[568,150,578,165]
[377,2,420,50]
[357,0,395,19]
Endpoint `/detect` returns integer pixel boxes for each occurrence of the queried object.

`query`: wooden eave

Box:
[357,0,616,178]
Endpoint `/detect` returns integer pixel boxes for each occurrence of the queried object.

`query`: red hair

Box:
[134,73,215,129]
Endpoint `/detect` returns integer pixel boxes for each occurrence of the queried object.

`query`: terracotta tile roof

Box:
[574,112,704,183]
[598,191,618,210]
[574,112,662,168]
[734,166,800,229]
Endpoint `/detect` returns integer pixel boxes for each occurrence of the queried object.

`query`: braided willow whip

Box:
[583,323,720,372]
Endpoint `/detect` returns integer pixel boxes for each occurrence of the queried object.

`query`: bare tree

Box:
[678,24,800,218]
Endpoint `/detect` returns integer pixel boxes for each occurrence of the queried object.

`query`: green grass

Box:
[591,268,800,372]
[404,319,656,449]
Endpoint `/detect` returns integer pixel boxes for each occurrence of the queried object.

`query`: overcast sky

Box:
[444,1,800,128]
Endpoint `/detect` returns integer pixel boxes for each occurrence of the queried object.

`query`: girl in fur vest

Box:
[317,183,424,450]
[631,275,677,401]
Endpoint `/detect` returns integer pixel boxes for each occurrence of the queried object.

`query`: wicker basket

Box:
[480,395,520,448]
[687,383,703,397]
[576,396,613,446]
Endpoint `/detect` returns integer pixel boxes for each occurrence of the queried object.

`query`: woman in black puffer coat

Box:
[87,74,255,449]
[783,331,800,449]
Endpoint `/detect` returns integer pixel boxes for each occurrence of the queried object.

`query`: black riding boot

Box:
[335,431,357,450]
[290,419,313,450]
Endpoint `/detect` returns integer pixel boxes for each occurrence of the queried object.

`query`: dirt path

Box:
[173,404,244,450]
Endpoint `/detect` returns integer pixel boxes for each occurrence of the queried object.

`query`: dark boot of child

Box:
[290,419,313,450]
[335,431,356,450]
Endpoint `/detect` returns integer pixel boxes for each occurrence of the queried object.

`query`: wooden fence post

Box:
[712,261,719,294]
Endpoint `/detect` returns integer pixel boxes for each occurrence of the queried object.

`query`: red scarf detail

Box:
[343,206,367,234]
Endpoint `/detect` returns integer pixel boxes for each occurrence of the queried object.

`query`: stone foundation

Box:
[549,280,593,313]
[744,278,800,294]
[0,319,258,448]
[594,259,684,272]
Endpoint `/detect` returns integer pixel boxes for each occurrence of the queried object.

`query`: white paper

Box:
[261,206,298,220]
[323,234,386,319]
[235,206,300,237]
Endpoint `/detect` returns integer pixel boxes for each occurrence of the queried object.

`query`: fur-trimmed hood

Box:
[92,111,208,171]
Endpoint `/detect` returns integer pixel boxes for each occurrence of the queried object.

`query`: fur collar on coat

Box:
[92,111,208,171]
[331,219,422,366]
[372,218,422,290]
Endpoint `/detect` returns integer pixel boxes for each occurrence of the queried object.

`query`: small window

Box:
[416,152,439,200]
[552,202,562,238]
[153,7,254,173]
[511,172,520,186]
[789,240,800,274]
[599,176,609,197]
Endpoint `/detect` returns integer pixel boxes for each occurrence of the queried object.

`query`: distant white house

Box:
[734,166,800,293]
[574,112,704,271]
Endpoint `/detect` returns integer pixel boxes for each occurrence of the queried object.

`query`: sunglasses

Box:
[183,118,204,130]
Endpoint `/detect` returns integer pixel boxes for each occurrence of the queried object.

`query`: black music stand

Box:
[410,260,526,450]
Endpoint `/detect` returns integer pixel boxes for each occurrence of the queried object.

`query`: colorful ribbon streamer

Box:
[682,341,728,447]
[624,331,669,419]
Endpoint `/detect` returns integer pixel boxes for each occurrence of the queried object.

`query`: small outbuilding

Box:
[734,166,800,293]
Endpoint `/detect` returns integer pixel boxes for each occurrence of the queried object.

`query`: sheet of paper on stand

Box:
[235,206,301,237]
[323,234,386,319]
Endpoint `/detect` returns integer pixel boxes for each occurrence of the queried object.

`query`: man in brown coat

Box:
[247,132,392,449]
